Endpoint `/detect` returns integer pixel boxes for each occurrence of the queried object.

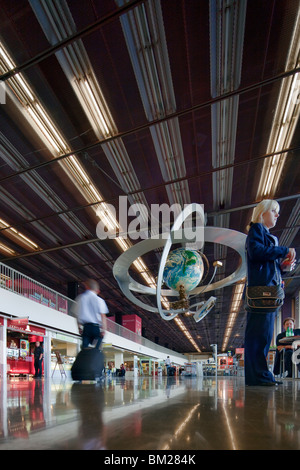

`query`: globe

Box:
[163,248,204,292]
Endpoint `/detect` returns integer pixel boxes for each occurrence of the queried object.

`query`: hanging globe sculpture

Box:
[163,248,204,292]
[113,203,247,323]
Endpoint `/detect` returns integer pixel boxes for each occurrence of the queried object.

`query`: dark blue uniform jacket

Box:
[246,223,288,286]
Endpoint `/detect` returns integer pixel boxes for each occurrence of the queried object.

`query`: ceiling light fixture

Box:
[29,0,200,350]
[175,316,201,353]
[81,78,110,137]
[0,244,16,255]
[256,10,300,199]
[118,0,191,208]
[29,0,153,237]
[209,0,247,351]
[210,0,247,211]
[222,281,245,351]
[1,3,198,352]
[0,217,39,251]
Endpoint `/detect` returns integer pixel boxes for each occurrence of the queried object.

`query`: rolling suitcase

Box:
[71,348,104,381]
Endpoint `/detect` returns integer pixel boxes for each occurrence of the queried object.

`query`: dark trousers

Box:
[82,323,102,349]
[244,310,275,385]
[34,358,43,377]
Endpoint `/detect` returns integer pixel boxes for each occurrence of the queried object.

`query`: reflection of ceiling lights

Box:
[162,404,200,450]
[256,9,300,199]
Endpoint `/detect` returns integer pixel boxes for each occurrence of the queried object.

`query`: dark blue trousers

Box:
[82,323,102,349]
[244,310,276,385]
[34,358,43,377]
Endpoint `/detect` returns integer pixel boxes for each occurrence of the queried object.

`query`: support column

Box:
[114,352,124,370]
[0,318,7,379]
[0,318,7,437]
[133,355,138,378]
[43,333,52,379]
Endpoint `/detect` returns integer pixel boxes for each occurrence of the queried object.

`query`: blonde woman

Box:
[244,200,296,386]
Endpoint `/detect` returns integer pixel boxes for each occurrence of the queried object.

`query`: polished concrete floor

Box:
[0,375,299,450]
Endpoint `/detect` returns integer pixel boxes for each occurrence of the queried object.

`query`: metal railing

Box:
[0,261,74,314]
[105,318,186,360]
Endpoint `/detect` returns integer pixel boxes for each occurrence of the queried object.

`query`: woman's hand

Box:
[288,248,296,262]
[281,248,296,271]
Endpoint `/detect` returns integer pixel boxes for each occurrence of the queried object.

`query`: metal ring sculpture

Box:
[113,204,247,322]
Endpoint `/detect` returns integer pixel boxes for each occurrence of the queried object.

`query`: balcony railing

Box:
[0,261,74,314]
[105,318,185,359]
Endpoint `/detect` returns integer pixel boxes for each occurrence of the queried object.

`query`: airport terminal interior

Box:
[0,0,300,451]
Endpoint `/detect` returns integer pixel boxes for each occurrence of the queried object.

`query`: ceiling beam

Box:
[0,0,144,82]
[0,65,299,185]
[1,193,299,262]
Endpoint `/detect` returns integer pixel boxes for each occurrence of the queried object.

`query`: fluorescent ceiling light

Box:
[82,79,110,136]
[2,57,153,279]
[35,104,68,151]
[30,0,154,235]
[256,10,300,199]
[27,106,62,154]
[209,0,247,350]
[1,2,198,350]
[175,317,201,353]
[69,155,90,184]
[15,75,35,102]
[210,0,247,210]
[0,216,39,251]
[118,0,191,207]
[0,244,16,255]
[222,281,245,351]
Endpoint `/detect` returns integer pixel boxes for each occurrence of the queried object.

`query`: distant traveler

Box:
[273,317,300,378]
[165,356,171,375]
[75,279,108,349]
[34,341,43,378]
[244,199,296,386]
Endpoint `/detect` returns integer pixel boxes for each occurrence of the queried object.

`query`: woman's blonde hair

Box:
[246,199,280,231]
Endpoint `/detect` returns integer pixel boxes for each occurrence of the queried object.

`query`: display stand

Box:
[51,351,67,379]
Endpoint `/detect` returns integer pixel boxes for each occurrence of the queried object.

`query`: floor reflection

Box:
[0,376,299,450]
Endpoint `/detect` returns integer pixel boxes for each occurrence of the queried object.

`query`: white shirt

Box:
[75,290,108,326]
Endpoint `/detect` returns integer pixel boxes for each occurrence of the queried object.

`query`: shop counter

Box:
[7,356,35,377]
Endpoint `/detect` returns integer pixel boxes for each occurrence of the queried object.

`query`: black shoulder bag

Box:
[245,261,285,312]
